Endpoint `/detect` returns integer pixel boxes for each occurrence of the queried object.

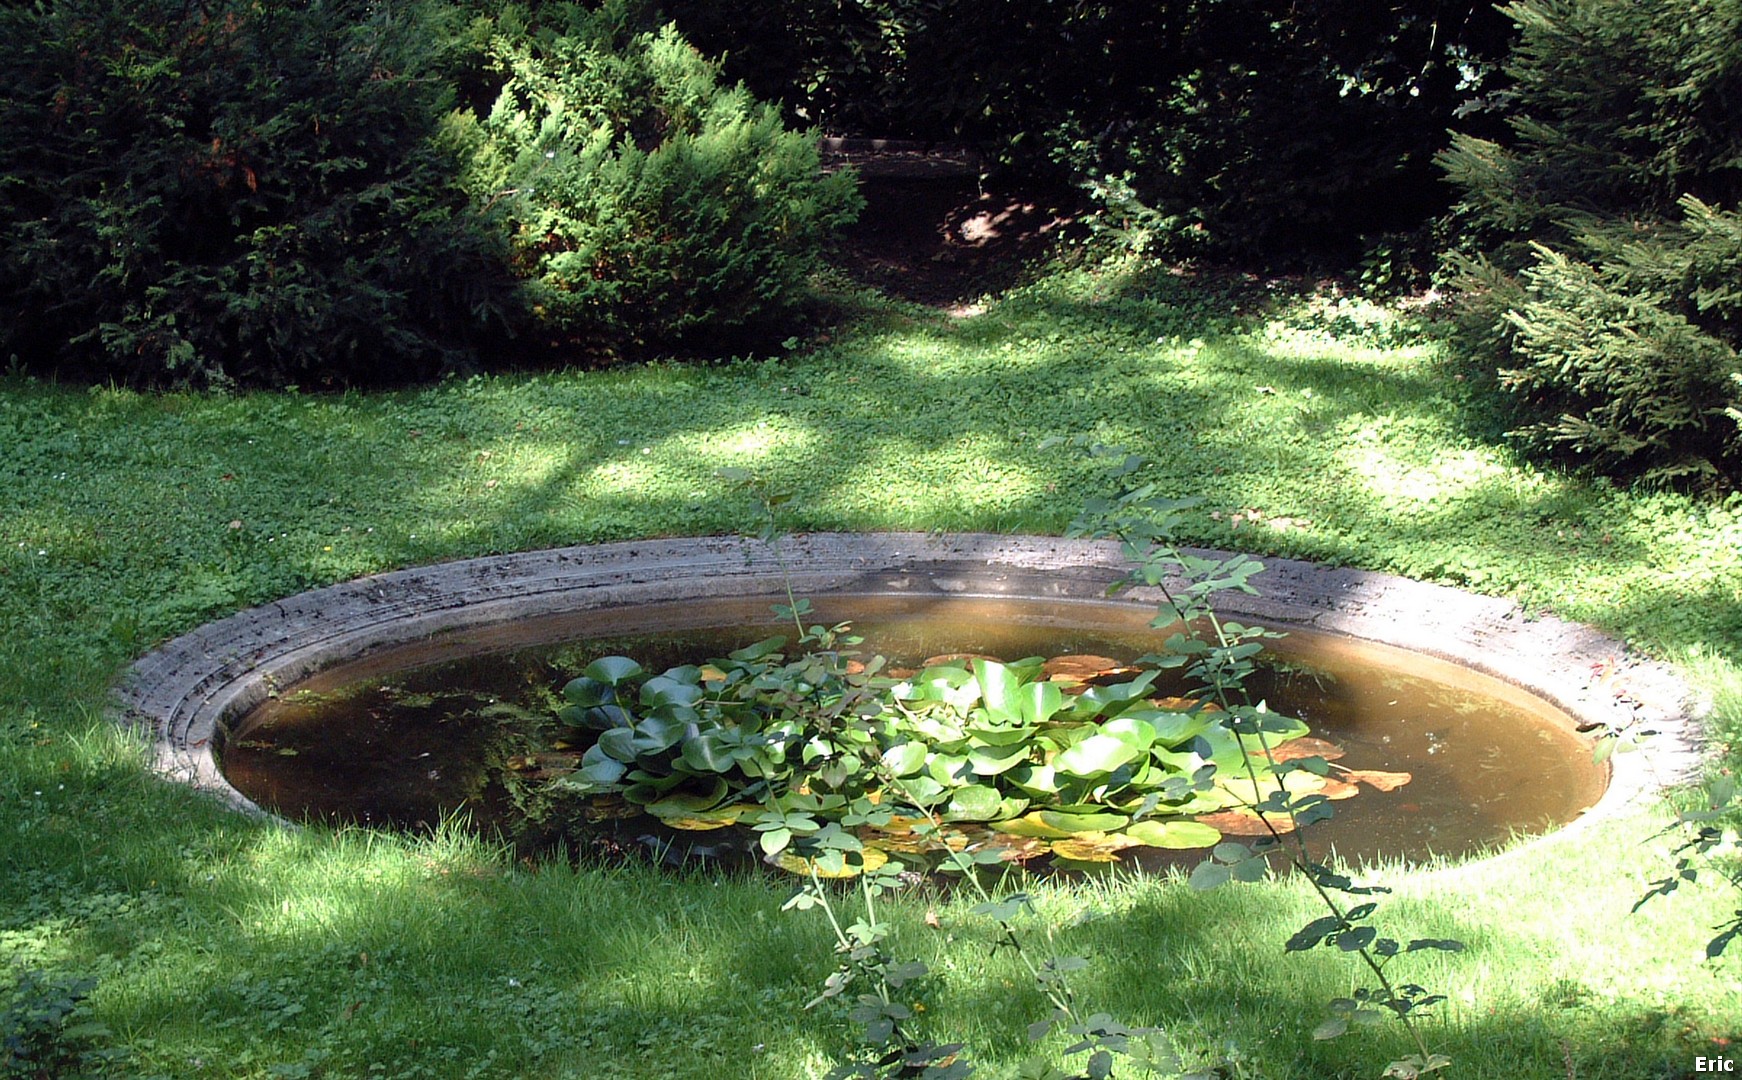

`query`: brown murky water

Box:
[223,594,1606,869]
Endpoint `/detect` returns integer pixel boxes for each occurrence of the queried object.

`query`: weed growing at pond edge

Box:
[535,456,1464,1077]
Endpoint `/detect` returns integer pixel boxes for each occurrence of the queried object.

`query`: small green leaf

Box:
[971,896,1028,922]
[1087,1049,1113,1079]
[1189,860,1232,890]
[1231,855,1269,882]
[1312,1017,1349,1041]
[1286,915,1342,951]
[583,656,643,685]
[1405,938,1467,953]
[729,637,787,662]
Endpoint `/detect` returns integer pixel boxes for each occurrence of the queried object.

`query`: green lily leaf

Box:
[1124,819,1223,849]
[927,753,972,786]
[728,637,787,662]
[972,659,1021,719]
[968,743,1030,775]
[943,784,1005,822]
[561,676,613,707]
[583,656,643,685]
[881,741,929,777]
[1019,679,1064,724]
[1100,715,1157,752]
[633,714,689,755]
[641,676,703,708]
[1123,707,1211,746]
[572,745,627,787]
[1036,810,1130,834]
[681,732,737,774]
[966,723,1034,746]
[597,727,639,762]
[1006,763,1061,797]
[1068,670,1160,719]
[897,775,948,807]
[623,776,685,804]
[1054,733,1142,778]
[644,781,730,818]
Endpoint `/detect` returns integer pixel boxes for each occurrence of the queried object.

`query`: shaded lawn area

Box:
[2,262,1739,1078]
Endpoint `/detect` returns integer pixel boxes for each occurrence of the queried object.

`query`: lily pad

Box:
[1054,733,1142,777]
[583,656,644,685]
[1195,809,1296,836]
[991,812,1076,839]
[1047,831,1142,862]
[1124,819,1224,849]
[968,743,1030,775]
[863,816,971,854]
[1267,736,1346,763]
[645,783,731,819]
[942,784,1004,822]
[1340,769,1413,791]
[774,845,890,879]
[1036,810,1131,834]
[662,816,738,831]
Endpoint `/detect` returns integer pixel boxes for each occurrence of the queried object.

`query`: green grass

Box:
[3,260,1740,1078]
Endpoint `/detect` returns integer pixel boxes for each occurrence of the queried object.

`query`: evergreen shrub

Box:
[441,2,863,354]
[1439,0,1742,485]
[0,0,512,387]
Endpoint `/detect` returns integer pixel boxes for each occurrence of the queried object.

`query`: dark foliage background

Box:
[657,0,1517,263]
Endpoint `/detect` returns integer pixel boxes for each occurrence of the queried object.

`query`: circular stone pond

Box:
[115,533,1704,870]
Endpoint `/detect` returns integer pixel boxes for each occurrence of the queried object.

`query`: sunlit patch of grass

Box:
[4,264,1742,1078]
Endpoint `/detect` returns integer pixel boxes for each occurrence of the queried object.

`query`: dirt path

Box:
[821,142,1077,308]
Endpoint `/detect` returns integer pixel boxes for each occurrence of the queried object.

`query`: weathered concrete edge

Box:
[113,532,1706,859]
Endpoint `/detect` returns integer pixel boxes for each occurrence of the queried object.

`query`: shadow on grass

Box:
[20,799,1723,1080]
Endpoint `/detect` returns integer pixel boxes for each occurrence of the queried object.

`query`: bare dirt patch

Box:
[821,142,1077,307]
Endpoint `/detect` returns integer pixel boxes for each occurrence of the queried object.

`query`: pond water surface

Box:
[222,594,1606,871]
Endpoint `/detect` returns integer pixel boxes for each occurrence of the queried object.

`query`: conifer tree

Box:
[1439,0,1742,485]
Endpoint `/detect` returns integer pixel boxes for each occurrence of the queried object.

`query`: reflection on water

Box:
[223,595,1606,870]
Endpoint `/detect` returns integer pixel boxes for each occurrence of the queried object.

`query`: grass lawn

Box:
[3,261,1740,1079]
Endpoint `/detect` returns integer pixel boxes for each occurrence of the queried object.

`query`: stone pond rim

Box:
[113,532,1706,860]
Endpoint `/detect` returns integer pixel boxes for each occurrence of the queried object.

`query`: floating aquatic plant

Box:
[545,642,1407,874]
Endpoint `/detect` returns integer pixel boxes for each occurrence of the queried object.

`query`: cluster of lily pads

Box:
[547,633,1406,875]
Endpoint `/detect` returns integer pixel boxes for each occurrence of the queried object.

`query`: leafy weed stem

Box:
[867,715,1083,1025]
[1061,435,1456,1075]
[1184,597,1438,1065]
